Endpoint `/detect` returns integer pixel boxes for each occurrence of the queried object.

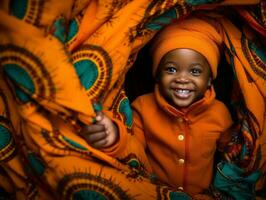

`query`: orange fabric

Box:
[0,0,265,199]
[207,14,265,172]
[112,85,232,196]
[0,1,195,199]
[151,18,222,78]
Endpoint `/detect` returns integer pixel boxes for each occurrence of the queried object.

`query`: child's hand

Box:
[79,112,119,149]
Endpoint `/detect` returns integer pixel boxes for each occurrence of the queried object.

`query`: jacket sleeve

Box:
[100,110,130,157]
[131,99,147,149]
[100,105,151,171]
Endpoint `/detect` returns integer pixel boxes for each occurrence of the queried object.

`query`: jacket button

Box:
[178,186,183,190]
[178,134,184,141]
[178,159,185,165]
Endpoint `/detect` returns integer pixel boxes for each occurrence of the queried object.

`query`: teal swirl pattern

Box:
[72,45,112,101]
[10,0,44,25]
[0,123,16,162]
[0,44,55,103]
[57,172,132,200]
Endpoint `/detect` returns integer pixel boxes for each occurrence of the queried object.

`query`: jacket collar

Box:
[154,84,216,120]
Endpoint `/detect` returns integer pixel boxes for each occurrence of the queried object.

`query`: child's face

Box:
[157,48,211,109]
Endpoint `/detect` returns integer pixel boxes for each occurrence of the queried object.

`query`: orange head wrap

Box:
[151,17,222,79]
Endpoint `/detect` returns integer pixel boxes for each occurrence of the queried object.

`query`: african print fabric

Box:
[0,0,265,199]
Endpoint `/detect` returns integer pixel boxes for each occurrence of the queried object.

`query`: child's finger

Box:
[92,139,108,149]
[95,111,104,122]
[79,124,105,136]
[86,131,107,143]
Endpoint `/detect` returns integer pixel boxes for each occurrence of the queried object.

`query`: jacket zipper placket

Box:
[182,117,190,191]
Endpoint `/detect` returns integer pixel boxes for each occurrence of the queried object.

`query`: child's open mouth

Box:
[174,89,192,98]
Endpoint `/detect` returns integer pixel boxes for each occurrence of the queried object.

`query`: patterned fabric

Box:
[0,0,265,199]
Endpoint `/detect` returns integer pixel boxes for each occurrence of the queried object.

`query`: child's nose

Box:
[175,72,189,83]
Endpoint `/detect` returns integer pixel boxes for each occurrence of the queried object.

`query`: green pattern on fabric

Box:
[185,0,219,6]
[74,60,99,90]
[240,144,247,160]
[119,98,133,127]
[28,153,45,175]
[4,64,35,94]
[93,103,103,112]
[0,125,11,150]
[14,87,31,102]
[4,64,35,102]
[10,0,28,19]
[249,41,266,63]
[62,136,88,150]
[214,162,261,200]
[128,160,140,168]
[67,18,79,42]
[74,190,107,200]
[169,191,192,200]
[52,17,67,43]
[146,8,177,30]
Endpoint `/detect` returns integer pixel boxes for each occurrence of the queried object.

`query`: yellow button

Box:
[178,134,184,141]
[178,159,185,165]
[178,186,183,190]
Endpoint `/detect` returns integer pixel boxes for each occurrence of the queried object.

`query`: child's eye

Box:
[190,68,202,76]
[165,66,177,73]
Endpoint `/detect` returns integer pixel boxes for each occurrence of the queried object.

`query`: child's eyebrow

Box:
[163,61,177,65]
[189,62,204,67]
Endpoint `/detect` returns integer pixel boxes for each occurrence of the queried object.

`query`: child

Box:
[79,17,233,196]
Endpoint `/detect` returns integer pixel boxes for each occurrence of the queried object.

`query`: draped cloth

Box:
[0,0,265,199]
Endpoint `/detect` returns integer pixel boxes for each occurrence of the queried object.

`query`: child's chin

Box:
[175,102,191,109]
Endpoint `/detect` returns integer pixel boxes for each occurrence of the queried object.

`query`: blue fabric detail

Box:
[214,162,261,200]
[62,136,88,150]
[146,8,176,30]
[14,87,31,102]
[128,159,140,168]
[240,144,247,160]
[10,0,28,19]
[67,18,79,42]
[93,102,103,112]
[249,40,266,63]
[28,153,45,175]
[52,18,66,43]
[119,98,133,127]
[169,191,192,200]
[0,125,12,150]
[185,0,218,6]
[4,64,35,102]
[73,190,106,200]
[4,64,35,94]
[150,173,157,182]
[74,60,99,90]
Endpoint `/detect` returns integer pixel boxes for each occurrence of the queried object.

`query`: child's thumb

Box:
[95,111,104,122]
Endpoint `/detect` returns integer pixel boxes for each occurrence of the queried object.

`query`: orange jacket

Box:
[114,85,233,196]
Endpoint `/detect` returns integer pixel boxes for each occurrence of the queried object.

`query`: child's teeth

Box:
[177,89,189,94]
